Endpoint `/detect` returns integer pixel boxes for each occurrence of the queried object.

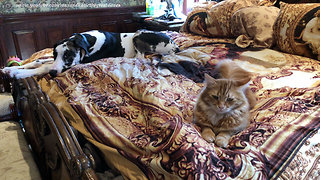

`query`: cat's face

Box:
[200,75,247,114]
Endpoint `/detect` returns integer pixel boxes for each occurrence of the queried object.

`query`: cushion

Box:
[231,6,280,48]
[181,0,277,37]
[273,2,320,60]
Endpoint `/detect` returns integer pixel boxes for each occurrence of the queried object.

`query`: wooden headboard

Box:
[0,6,145,68]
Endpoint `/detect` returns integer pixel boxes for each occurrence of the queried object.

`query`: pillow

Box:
[273,2,320,60]
[180,2,217,37]
[181,0,277,37]
[231,6,280,48]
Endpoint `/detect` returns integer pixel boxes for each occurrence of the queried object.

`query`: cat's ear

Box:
[234,77,251,87]
[204,74,216,85]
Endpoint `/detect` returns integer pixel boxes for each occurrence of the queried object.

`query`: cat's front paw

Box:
[201,128,216,143]
[215,133,231,148]
[215,137,228,148]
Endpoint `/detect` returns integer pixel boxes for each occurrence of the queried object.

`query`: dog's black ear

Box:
[72,34,90,56]
[53,39,68,59]
[54,38,68,49]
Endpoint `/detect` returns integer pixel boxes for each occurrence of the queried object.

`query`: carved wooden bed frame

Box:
[12,77,99,179]
[0,6,144,179]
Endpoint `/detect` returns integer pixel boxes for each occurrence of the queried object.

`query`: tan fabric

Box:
[231,6,280,48]
[22,48,53,65]
[0,121,41,180]
[168,31,235,50]
[273,2,320,60]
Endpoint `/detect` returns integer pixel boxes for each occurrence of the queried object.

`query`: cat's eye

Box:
[211,95,219,100]
[227,97,234,102]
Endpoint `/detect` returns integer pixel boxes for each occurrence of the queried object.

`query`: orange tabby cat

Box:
[193,60,256,147]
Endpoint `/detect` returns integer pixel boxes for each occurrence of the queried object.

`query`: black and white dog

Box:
[2,30,180,79]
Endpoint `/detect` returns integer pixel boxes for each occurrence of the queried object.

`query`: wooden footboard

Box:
[12,77,98,180]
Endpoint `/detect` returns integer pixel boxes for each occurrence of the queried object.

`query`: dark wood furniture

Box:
[142,19,184,31]
[12,77,99,179]
[0,6,144,179]
[132,12,184,31]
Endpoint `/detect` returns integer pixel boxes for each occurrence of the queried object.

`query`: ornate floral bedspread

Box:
[37,32,320,179]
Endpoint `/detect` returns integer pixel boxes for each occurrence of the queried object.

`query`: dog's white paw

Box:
[2,67,13,74]
[1,67,27,78]
[1,68,15,78]
[2,68,21,78]
[2,66,21,74]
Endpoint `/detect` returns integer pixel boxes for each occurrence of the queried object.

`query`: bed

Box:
[3,0,320,179]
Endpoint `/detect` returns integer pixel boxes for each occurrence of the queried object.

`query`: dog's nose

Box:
[175,48,180,53]
[49,70,57,77]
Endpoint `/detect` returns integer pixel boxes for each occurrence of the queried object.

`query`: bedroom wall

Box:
[0,0,145,14]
